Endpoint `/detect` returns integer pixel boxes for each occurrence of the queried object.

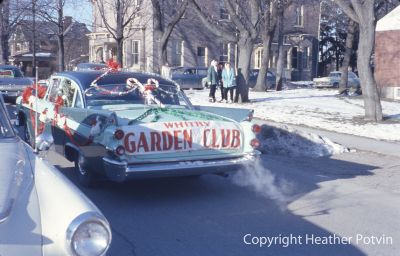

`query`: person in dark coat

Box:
[207,60,218,102]
[217,63,224,102]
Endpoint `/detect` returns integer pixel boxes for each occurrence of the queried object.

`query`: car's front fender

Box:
[27,147,110,256]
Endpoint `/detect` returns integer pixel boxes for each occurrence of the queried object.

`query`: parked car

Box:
[0,95,111,256]
[313,71,360,89]
[16,70,260,186]
[0,65,34,102]
[171,66,208,89]
[249,69,276,90]
[74,63,108,71]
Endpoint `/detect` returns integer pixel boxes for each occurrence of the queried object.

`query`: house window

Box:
[295,5,304,27]
[219,43,229,62]
[197,46,207,66]
[219,0,229,20]
[131,40,140,65]
[254,47,263,69]
[291,47,298,69]
[303,47,309,69]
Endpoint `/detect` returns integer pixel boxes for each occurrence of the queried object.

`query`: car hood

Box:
[0,139,33,223]
[0,77,33,86]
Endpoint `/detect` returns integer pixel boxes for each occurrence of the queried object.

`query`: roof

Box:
[376,5,400,32]
[55,71,178,90]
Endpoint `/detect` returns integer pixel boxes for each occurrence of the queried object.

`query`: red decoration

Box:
[21,84,47,104]
[106,59,120,71]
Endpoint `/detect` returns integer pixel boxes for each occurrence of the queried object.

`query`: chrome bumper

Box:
[102,151,261,182]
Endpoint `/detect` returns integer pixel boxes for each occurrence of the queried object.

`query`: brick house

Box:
[9,17,90,78]
[375,5,400,100]
[89,0,320,81]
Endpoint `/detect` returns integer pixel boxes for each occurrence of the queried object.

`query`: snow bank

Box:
[186,88,400,141]
[258,124,349,158]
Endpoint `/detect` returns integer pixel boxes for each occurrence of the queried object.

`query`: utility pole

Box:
[32,0,36,77]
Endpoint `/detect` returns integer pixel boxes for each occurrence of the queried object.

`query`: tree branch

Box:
[334,0,359,23]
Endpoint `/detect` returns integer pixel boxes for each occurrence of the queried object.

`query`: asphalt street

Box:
[6,104,400,256]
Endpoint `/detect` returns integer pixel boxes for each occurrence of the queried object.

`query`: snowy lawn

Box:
[186,88,400,141]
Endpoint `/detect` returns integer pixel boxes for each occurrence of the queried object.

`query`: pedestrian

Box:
[217,62,224,102]
[207,60,218,102]
[221,62,236,103]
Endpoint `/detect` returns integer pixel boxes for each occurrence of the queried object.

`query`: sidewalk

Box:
[254,118,400,157]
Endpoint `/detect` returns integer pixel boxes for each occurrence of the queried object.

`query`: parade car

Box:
[16,68,261,186]
[0,65,34,102]
[0,95,111,256]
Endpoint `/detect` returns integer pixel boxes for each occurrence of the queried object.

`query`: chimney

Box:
[63,16,73,30]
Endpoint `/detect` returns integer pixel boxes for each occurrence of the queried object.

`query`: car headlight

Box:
[67,212,112,256]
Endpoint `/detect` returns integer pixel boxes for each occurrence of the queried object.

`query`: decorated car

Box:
[0,95,111,256]
[16,63,261,186]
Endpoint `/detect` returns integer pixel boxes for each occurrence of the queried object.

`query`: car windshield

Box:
[0,99,14,138]
[85,83,190,108]
[0,68,23,78]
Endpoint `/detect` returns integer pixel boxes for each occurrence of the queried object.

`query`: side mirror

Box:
[35,133,54,152]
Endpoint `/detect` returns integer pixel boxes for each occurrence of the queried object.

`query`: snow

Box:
[257,123,349,158]
[376,5,400,32]
[186,88,400,142]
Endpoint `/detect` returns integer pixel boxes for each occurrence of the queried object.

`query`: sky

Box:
[64,1,92,29]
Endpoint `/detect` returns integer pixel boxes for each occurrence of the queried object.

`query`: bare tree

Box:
[334,0,383,121]
[0,0,30,64]
[254,1,278,91]
[275,4,285,91]
[189,0,260,102]
[35,0,72,71]
[95,0,142,66]
[151,0,188,73]
[338,19,357,95]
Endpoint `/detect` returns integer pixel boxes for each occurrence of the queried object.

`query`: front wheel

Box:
[74,152,97,187]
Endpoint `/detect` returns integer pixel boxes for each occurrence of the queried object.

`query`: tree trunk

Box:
[0,0,9,64]
[32,0,36,77]
[254,32,273,91]
[275,8,284,91]
[338,20,356,95]
[57,35,65,71]
[116,38,123,66]
[358,21,382,121]
[57,0,64,71]
[236,34,253,102]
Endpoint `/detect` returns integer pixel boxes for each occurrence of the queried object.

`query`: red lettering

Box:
[203,129,210,148]
[221,129,231,148]
[231,129,241,148]
[137,132,149,152]
[183,130,192,148]
[212,129,220,147]
[150,132,161,151]
[174,130,183,150]
[175,122,184,128]
[164,122,174,129]
[124,132,136,153]
[162,131,173,150]
[203,121,210,126]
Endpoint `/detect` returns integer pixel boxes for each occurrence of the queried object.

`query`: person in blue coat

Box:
[221,62,236,103]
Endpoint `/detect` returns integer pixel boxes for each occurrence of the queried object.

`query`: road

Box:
[7,104,400,256]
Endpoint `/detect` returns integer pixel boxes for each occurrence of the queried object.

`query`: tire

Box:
[74,152,97,187]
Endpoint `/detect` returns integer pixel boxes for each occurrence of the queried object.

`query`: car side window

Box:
[73,86,84,108]
[47,78,62,102]
[198,69,207,76]
[60,79,76,108]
